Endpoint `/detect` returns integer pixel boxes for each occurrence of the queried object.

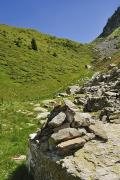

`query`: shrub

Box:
[52,52,57,57]
[31,38,38,50]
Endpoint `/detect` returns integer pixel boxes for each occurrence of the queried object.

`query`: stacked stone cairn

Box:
[31,65,120,156]
[28,65,120,180]
[33,99,108,156]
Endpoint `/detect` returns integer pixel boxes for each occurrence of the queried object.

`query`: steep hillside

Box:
[100,7,120,37]
[0,24,94,101]
[92,6,120,70]
[93,23,120,70]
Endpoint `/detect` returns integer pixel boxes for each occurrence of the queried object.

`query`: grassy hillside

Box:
[0,24,95,179]
[0,24,94,101]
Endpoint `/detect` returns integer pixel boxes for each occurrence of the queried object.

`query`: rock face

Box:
[28,66,120,180]
[100,7,120,37]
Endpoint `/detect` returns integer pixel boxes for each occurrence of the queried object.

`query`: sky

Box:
[0,0,120,43]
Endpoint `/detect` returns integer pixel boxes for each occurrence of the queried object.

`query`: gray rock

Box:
[57,137,86,155]
[72,112,94,127]
[83,133,95,141]
[101,115,108,122]
[29,133,37,140]
[36,112,50,119]
[64,99,79,112]
[49,128,82,144]
[33,107,48,113]
[78,128,87,135]
[42,99,56,108]
[108,63,117,70]
[48,112,66,128]
[53,123,70,133]
[66,86,80,95]
[104,91,118,97]
[88,122,108,141]
[110,118,120,124]
[64,100,80,123]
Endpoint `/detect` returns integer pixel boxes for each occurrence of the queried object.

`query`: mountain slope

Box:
[93,6,120,70]
[100,7,120,37]
[0,24,94,101]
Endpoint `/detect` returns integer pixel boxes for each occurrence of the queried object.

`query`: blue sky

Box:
[0,0,120,43]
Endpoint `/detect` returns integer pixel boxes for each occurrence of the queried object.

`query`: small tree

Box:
[31,38,38,50]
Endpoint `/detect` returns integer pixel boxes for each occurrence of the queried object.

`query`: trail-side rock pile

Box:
[33,100,107,156]
[28,66,120,180]
[74,66,120,124]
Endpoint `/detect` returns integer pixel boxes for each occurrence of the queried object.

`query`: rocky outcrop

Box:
[28,66,120,180]
[100,7,120,37]
[77,66,120,123]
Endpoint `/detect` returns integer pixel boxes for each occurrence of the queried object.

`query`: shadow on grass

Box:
[8,164,34,180]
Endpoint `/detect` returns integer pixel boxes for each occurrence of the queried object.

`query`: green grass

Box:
[0,24,95,179]
[107,27,120,39]
[0,101,38,179]
[0,22,120,180]
[0,24,94,101]
[1,23,120,180]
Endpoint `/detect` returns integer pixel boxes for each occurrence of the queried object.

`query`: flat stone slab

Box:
[50,128,82,144]
[64,99,80,112]
[57,137,86,154]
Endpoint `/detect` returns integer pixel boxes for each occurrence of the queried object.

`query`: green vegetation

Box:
[108,27,120,39]
[0,24,95,179]
[31,38,38,51]
[0,24,94,101]
[0,101,37,179]
[1,22,120,180]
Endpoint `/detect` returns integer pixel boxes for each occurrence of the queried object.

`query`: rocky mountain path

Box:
[27,65,120,180]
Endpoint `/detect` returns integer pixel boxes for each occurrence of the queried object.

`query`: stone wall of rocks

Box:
[27,65,120,180]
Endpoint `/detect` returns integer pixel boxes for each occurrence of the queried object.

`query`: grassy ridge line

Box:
[0,24,94,101]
